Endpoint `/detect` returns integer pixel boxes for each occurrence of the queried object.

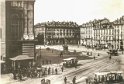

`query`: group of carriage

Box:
[86,71,124,84]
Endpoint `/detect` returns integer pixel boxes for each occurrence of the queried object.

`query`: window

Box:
[63,31,65,35]
[67,29,68,35]
[106,30,108,35]
[11,1,17,7]
[106,36,108,40]
[60,30,62,36]
[70,30,71,35]
[0,29,2,39]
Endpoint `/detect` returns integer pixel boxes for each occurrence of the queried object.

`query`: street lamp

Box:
[40,47,42,59]
[120,40,123,54]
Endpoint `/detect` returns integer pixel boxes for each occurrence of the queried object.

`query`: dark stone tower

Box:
[5,0,35,68]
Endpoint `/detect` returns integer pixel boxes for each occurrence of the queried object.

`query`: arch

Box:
[10,12,24,40]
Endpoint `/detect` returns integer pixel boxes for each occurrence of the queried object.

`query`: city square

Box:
[0,0,124,84]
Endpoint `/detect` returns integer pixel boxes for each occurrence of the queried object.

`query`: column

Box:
[28,2,34,40]
[23,2,28,40]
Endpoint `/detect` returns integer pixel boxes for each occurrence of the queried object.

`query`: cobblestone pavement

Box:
[36,45,108,56]
[1,45,124,84]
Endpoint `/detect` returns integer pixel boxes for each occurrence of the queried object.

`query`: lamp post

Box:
[40,47,42,59]
[120,40,123,54]
[39,46,42,68]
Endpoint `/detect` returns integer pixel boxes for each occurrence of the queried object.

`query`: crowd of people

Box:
[12,65,64,81]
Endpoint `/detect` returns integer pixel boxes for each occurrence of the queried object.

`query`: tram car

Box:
[92,71,124,84]
[62,57,78,68]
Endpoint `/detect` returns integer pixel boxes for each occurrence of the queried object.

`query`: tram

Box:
[62,57,78,67]
[92,71,124,84]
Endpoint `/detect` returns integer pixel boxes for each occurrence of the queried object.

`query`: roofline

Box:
[6,0,35,1]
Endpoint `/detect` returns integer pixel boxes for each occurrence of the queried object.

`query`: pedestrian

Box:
[13,70,17,80]
[78,44,79,48]
[61,66,64,72]
[46,60,48,64]
[94,56,95,60]
[109,55,111,60]
[45,68,48,75]
[98,53,100,56]
[74,64,77,69]
[87,52,89,55]
[72,76,76,84]
[52,68,54,74]
[48,67,51,75]
[41,78,45,84]
[43,70,45,76]
[50,60,51,64]
[75,60,78,67]
[90,52,92,56]
[42,60,44,65]
[55,68,58,75]
[60,51,63,58]
[39,68,42,78]
[64,77,67,84]
[19,70,22,81]
[19,73,22,81]
[86,78,89,84]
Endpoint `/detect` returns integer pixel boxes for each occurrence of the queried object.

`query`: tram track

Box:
[77,59,119,84]
[71,58,118,84]
[65,57,109,77]
[51,56,119,83]
[51,56,110,82]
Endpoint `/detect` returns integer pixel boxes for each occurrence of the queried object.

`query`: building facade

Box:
[80,21,94,48]
[113,16,124,51]
[35,21,80,45]
[34,23,46,44]
[34,23,46,38]
[80,18,115,49]
[93,18,114,49]
[34,17,124,51]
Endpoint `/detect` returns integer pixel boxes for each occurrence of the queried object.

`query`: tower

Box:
[5,0,35,67]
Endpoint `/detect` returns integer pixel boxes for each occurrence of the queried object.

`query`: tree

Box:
[120,40,123,54]
[37,33,44,45]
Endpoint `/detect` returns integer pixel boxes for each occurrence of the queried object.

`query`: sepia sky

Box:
[34,0,124,25]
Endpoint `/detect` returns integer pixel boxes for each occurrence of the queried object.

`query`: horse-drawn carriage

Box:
[107,49,119,56]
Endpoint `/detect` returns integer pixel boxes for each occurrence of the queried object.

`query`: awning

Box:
[63,57,77,61]
[110,71,123,74]
[94,72,110,76]
[10,55,34,61]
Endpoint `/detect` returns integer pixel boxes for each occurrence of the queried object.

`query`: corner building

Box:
[113,16,124,50]
[80,21,94,48]
[93,18,114,49]
[80,18,114,50]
